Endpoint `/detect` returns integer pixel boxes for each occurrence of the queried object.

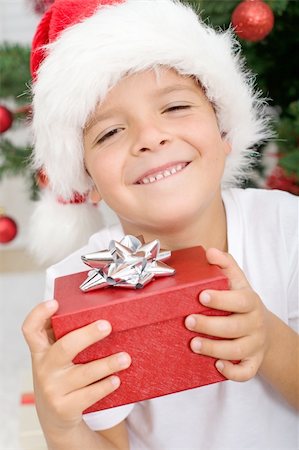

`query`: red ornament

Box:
[232,0,274,42]
[0,213,18,244]
[0,105,13,133]
[266,166,299,195]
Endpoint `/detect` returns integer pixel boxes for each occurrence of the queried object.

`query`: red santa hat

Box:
[29,0,272,265]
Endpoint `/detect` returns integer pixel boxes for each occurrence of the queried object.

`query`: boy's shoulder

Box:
[226,185,297,201]
[224,187,297,218]
[223,188,298,254]
[223,188,298,281]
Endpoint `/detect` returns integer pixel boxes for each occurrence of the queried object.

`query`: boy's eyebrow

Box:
[84,108,120,133]
[84,83,198,133]
[154,83,198,96]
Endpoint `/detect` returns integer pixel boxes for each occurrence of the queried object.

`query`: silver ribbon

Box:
[80,235,175,292]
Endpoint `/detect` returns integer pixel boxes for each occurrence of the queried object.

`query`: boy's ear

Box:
[89,186,102,203]
[222,134,232,155]
[224,140,232,155]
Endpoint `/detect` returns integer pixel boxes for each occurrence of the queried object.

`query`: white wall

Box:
[0,0,40,44]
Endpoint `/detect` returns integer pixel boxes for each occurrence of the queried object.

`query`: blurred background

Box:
[0,1,298,449]
[1,2,44,450]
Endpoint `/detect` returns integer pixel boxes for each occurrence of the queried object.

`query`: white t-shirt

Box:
[45,188,299,450]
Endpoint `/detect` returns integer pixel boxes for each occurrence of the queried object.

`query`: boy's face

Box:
[83,68,230,238]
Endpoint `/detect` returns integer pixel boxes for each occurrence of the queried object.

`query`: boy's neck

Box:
[119,194,228,252]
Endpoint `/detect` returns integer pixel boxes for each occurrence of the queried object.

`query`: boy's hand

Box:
[185,248,270,382]
[22,301,131,432]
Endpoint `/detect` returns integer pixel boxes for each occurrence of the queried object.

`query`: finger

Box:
[199,288,258,314]
[185,312,251,339]
[50,320,112,367]
[67,352,131,392]
[68,375,121,415]
[215,358,261,382]
[190,335,251,361]
[206,248,249,290]
[22,300,59,354]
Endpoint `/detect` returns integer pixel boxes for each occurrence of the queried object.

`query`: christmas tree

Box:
[0,43,34,190]
[0,0,298,243]
[187,0,299,193]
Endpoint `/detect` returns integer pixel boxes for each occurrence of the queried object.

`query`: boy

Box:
[23,1,298,449]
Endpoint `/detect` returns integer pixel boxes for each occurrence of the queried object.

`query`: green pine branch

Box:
[0,138,38,198]
[0,138,31,177]
[0,43,31,103]
[277,101,299,178]
[280,153,299,179]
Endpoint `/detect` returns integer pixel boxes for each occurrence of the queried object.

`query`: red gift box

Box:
[53,246,229,413]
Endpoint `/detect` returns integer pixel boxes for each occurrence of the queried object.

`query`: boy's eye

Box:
[163,104,191,113]
[97,127,122,144]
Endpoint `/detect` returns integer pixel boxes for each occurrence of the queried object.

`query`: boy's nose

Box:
[131,123,172,155]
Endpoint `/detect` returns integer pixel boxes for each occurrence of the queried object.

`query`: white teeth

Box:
[139,163,187,185]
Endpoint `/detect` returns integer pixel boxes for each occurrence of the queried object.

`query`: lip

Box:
[134,161,190,185]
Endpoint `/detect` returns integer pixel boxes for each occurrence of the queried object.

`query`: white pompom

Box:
[28,190,105,266]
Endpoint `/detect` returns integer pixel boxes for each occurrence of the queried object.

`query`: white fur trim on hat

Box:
[31,0,272,200]
[28,190,105,265]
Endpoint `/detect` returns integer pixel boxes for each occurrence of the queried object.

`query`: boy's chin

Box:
[123,207,201,236]
[139,205,203,235]
[155,210,199,231]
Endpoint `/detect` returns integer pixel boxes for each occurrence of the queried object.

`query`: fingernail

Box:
[185,315,196,329]
[191,338,202,352]
[45,300,57,309]
[216,360,224,371]
[110,376,121,388]
[200,292,211,304]
[117,352,131,368]
[96,320,111,332]
[212,248,224,255]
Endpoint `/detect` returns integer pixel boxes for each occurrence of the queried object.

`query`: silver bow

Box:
[80,235,175,292]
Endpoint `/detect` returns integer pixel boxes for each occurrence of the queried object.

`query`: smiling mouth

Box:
[135,162,190,185]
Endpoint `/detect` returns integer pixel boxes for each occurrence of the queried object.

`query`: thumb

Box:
[22,300,59,355]
[206,248,249,290]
